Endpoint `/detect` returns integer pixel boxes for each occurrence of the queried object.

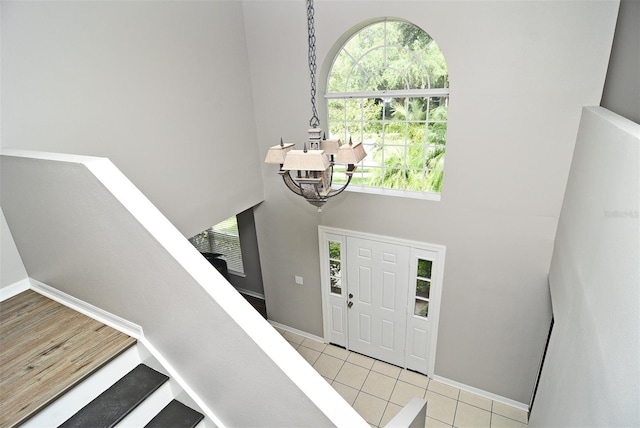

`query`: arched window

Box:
[326,20,449,197]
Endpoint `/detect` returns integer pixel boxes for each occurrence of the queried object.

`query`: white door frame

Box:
[318,226,446,377]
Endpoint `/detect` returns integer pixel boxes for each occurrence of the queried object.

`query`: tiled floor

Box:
[277,329,529,428]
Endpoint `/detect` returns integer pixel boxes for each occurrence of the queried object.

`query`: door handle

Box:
[348,301,353,308]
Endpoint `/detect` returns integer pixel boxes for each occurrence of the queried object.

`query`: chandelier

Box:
[264,0,366,210]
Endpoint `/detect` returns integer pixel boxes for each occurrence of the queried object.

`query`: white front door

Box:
[346,236,410,367]
[319,227,445,376]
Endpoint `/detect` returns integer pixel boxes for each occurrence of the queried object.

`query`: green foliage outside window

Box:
[327,20,449,194]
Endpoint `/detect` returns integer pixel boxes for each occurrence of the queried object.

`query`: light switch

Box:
[295,275,304,285]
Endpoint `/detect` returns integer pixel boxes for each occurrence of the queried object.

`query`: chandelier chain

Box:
[307,0,320,129]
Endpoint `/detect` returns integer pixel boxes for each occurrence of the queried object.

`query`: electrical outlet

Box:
[295,276,304,285]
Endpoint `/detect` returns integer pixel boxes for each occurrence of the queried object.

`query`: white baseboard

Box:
[235,287,264,300]
[29,279,143,339]
[0,278,30,301]
[268,320,325,344]
[431,374,529,412]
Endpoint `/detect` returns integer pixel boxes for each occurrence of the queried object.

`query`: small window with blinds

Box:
[188,216,245,276]
[210,216,244,275]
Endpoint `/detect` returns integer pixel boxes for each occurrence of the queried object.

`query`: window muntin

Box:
[414,258,432,317]
[326,20,448,195]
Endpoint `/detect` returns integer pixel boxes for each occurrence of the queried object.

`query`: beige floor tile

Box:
[301,337,326,352]
[347,352,376,369]
[389,380,426,407]
[490,413,528,428]
[379,402,402,427]
[426,416,452,428]
[332,381,359,406]
[323,344,350,360]
[282,330,305,344]
[398,369,429,389]
[313,353,344,380]
[371,360,402,379]
[335,362,370,390]
[491,402,528,424]
[286,340,300,349]
[296,345,321,365]
[427,379,459,399]
[458,389,492,411]
[454,401,491,428]
[361,371,397,401]
[425,390,457,425]
[353,391,387,426]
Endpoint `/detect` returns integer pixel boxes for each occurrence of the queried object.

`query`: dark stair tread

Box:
[144,400,205,428]
[59,364,169,428]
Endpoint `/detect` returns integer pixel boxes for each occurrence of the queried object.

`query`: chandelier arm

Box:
[325,174,354,199]
[281,171,305,197]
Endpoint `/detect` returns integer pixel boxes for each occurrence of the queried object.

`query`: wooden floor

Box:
[0,290,137,427]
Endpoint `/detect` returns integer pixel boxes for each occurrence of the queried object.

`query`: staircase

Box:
[0,290,209,427]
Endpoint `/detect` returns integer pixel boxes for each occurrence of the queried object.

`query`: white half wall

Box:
[0,150,367,428]
[529,107,639,427]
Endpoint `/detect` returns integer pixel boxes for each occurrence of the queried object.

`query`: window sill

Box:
[228,270,246,278]
[341,185,442,202]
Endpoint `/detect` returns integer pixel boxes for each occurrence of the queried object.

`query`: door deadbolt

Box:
[348,293,353,298]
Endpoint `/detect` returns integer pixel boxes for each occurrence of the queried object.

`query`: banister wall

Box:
[0,149,367,428]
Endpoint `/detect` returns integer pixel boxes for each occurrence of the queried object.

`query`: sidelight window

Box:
[328,241,342,295]
[414,258,432,317]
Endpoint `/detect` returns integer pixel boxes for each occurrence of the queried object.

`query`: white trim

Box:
[319,226,446,261]
[342,184,442,202]
[268,320,326,344]
[29,279,143,339]
[235,287,265,300]
[0,278,30,301]
[432,374,530,413]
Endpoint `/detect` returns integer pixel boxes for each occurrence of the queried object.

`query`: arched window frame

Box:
[323,19,449,200]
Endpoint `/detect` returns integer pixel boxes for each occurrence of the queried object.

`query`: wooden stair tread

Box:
[144,399,205,428]
[0,290,137,428]
[59,364,169,428]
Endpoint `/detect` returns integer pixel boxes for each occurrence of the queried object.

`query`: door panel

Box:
[347,237,410,367]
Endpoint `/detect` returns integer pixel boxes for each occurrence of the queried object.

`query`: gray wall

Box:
[1,0,623,408]
[246,0,619,404]
[1,1,264,237]
[0,208,28,289]
[601,0,640,124]
[529,108,639,427]
[227,207,265,297]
